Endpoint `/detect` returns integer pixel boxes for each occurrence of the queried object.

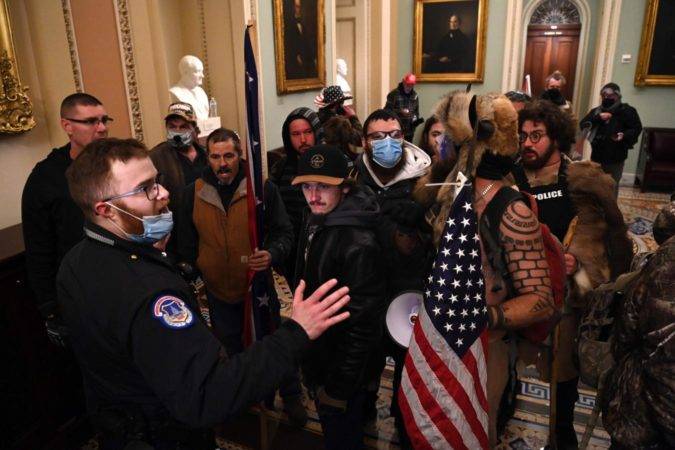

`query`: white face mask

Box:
[167,130,193,148]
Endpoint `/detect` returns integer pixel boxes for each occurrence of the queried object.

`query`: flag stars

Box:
[435,292,444,301]
[455,248,465,258]
[449,294,459,303]
[461,217,471,227]
[462,202,472,212]
[469,249,479,259]
[447,309,456,318]
[458,323,466,332]
[477,279,484,287]
[425,289,431,298]
[440,263,449,272]
[433,306,441,316]
[442,248,451,257]
[465,279,473,288]
[456,338,464,346]
[438,278,446,287]
[452,279,461,288]
[446,218,456,227]
[470,322,477,331]
[458,233,468,243]
[468,264,476,273]
[461,309,469,318]
[444,323,453,332]
[444,232,453,242]
[472,307,480,316]
[473,233,480,242]
[474,293,482,302]
[463,294,471,302]
[428,275,434,283]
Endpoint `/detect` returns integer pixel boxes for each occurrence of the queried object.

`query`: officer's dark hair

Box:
[518,99,576,155]
[60,93,103,118]
[206,128,242,156]
[363,109,402,136]
[66,138,148,219]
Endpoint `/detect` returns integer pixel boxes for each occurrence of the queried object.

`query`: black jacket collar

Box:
[83,222,174,269]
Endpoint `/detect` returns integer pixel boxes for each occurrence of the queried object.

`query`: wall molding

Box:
[60,0,83,92]
[197,0,212,95]
[589,0,622,99]
[113,0,144,142]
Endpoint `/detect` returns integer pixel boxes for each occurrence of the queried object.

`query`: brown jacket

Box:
[193,177,251,302]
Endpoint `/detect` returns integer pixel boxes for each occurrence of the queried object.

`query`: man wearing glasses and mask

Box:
[22,92,111,341]
[353,109,432,446]
[57,137,351,449]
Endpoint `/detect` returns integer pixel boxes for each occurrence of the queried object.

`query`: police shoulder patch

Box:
[152,294,194,329]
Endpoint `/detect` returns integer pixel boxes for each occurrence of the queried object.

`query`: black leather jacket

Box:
[295,187,387,401]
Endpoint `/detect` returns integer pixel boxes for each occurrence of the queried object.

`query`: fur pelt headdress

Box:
[414,90,519,244]
[565,160,633,295]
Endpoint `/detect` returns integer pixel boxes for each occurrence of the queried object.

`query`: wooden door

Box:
[523,24,580,100]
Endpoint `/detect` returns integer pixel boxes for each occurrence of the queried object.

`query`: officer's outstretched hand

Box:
[291,279,350,340]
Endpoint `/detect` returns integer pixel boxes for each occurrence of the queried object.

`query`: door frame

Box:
[501,0,591,118]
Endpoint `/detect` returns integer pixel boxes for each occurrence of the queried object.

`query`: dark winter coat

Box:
[385,82,421,141]
[580,102,642,164]
[21,143,83,317]
[295,187,386,401]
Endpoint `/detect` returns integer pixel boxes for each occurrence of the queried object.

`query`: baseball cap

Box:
[292,145,349,186]
[165,102,197,124]
[403,73,417,85]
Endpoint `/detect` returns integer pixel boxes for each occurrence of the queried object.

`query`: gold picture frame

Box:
[0,0,36,134]
[273,0,326,94]
[635,0,675,86]
[413,0,488,83]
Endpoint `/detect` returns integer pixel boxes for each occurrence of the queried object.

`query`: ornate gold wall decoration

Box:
[198,0,212,95]
[114,0,144,142]
[60,0,83,92]
[0,0,36,134]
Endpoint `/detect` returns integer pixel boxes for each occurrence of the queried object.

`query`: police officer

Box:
[58,138,351,449]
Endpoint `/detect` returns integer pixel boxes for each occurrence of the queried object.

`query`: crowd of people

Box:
[19,69,673,450]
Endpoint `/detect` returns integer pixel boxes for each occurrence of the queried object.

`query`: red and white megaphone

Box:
[386,291,423,348]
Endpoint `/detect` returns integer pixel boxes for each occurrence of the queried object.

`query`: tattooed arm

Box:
[489,201,555,329]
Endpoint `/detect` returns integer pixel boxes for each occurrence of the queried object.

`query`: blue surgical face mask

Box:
[167,130,193,148]
[107,203,174,244]
[371,136,403,168]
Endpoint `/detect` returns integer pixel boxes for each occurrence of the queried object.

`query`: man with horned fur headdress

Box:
[409,91,556,446]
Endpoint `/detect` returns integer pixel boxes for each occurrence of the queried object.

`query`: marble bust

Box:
[335,59,353,106]
[169,55,209,120]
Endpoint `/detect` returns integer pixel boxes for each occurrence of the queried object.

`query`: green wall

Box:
[612,0,675,177]
[258,0,334,151]
[396,0,509,119]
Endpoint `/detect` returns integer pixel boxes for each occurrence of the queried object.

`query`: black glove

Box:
[413,117,425,128]
[45,314,69,348]
[382,200,426,234]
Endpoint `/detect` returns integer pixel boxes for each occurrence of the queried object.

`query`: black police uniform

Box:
[57,222,309,449]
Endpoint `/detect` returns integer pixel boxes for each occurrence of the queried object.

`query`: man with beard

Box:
[58,137,351,449]
[580,83,642,197]
[512,99,632,449]
[150,102,207,213]
[292,145,385,450]
[270,107,323,282]
[177,128,307,426]
[354,109,431,444]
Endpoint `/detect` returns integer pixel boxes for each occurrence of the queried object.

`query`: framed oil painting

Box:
[413,0,488,83]
[635,0,675,86]
[273,0,326,94]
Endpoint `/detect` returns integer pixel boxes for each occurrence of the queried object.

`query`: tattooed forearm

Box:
[496,201,555,328]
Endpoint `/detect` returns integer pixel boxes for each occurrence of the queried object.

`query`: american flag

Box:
[399,185,489,449]
[242,27,279,346]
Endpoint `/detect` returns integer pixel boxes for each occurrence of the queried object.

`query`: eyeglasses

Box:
[519,130,547,144]
[65,116,114,126]
[366,130,404,141]
[104,173,164,202]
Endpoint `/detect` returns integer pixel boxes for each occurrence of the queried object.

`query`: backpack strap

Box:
[479,186,527,297]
